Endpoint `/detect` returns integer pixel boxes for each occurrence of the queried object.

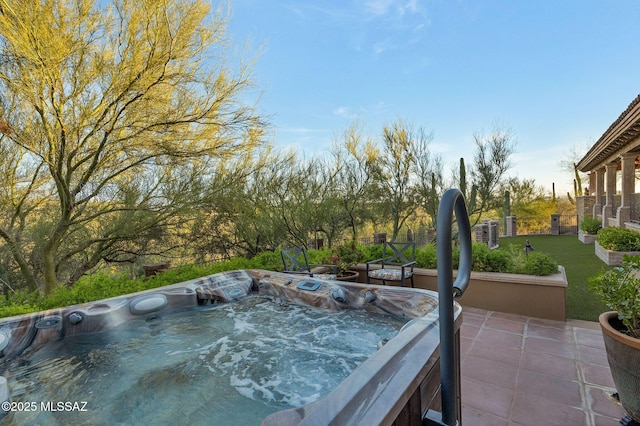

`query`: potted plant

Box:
[579,217,601,244]
[589,254,640,422]
[325,241,365,282]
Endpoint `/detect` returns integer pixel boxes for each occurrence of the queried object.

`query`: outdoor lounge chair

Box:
[366,241,416,287]
[280,246,338,280]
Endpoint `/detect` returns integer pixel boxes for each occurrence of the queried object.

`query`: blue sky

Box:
[227,0,640,195]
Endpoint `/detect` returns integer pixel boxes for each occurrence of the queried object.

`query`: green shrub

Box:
[306,248,331,265]
[1,289,42,307]
[502,244,558,276]
[361,245,383,262]
[518,251,559,276]
[451,244,461,269]
[0,304,39,319]
[416,244,437,269]
[249,251,283,271]
[472,243,513,272]
[597,227,640,251]
[580,217,602,234]
[415,242,462,269]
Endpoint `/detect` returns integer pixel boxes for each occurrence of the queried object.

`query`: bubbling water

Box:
[2,295,405,425]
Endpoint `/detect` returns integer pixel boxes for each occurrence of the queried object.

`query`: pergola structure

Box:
[577,93,640,229]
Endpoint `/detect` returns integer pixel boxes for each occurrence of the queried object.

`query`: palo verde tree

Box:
[377,119,438,240]
[0,0,264,294]
[330,123,380,240]
[184,146,283,261]
[414,134,444,229]
[454,127,515,226]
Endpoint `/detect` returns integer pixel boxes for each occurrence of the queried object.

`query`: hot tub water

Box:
[2,295,404,425]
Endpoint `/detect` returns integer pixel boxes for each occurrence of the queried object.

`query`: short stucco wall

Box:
[355,265,567,321]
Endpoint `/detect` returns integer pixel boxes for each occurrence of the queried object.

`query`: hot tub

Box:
[0,269,461,425]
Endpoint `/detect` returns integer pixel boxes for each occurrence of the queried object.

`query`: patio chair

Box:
[366,241,416,287]
[280,246,338,280]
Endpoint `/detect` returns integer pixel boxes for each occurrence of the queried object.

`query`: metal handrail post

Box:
[424,188,472,426]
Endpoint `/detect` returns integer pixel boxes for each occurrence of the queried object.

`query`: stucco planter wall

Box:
[595,241,640,266]
[354,264,567,321]
[578,230,597,244]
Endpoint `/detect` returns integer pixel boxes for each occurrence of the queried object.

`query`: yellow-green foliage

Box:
[0,0,262,295]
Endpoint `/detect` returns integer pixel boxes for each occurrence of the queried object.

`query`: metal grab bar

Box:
[424,188,472,426]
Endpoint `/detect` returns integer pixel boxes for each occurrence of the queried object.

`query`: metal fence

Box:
[508,214,578,236]
[357,233,434,248]
[355,214,580,245]
[555,214,579,235]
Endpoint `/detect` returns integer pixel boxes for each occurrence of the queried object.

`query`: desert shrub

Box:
[597,227,640,251]
[306,248,331,265]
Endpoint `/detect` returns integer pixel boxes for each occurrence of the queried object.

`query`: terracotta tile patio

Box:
[460,307,627,426]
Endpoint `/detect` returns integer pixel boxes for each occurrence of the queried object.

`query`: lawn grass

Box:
[498,235,610,322]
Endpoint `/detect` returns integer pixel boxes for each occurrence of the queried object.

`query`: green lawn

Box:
[498,235,610,322]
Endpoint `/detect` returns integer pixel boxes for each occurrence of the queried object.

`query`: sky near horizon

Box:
[227,0,640,196]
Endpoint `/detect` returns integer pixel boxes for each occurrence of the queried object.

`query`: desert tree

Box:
[454,127,515,226]
[414,133,444,229]
[182,145,285,262]
[330,123,380,240]
[377,119,437,240]
[0,0,264,293]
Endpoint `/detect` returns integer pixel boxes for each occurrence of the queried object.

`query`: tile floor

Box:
[459,307,628,426]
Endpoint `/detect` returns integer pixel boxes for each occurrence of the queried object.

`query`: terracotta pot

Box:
[599,311,640,422]
[335,270,359,282]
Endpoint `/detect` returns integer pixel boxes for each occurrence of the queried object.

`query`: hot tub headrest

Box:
[194,270,253,303]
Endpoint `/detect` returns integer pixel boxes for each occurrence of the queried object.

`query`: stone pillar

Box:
[551,214,560,235]
[602,162,617,227]
[474,223,489,244]
[593,167,604,219]
[617,153,637,225]
[588,171,596,196]
[373,232,386,244]
[308,238,324,250]
[488,220,499,248]
[505,216,517,237]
